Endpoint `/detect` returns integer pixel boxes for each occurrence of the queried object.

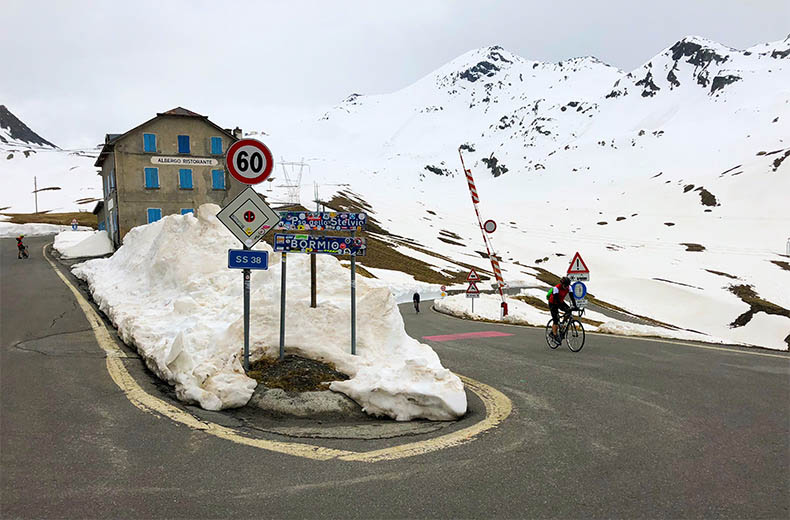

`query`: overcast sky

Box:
[1,0,787,149]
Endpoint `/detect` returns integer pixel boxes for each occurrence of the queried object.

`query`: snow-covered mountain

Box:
[0,106,100,213]
[3,35,789,349]
[0,105,58,148]
[262,35,790,350]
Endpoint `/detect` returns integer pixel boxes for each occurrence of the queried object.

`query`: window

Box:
[144,167,159,188]
[178,135,190,154]
[147,208,162,223]
[143,133,157,153]
[180,208,194,215]
[109,167,116,191]
[210,136,223,155]
[211,169,226,190]
[179,169,193,189]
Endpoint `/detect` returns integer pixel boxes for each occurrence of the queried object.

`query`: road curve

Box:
[2,235,788,519]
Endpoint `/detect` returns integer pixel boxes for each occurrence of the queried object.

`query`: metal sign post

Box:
[273,212,367,355]
[242,245,251,371]
[218,140,278,371]
[351,253,357,355]
[280,252,287,361]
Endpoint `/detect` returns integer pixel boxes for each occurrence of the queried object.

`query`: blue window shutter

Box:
[212,169,225,189]
[178,135,190,153]
[211,137,222,155]
[181,208,194,215]
[147,208,162,223]
[144,133,156,152]
[179,169,193,189]
[145,168,159,188]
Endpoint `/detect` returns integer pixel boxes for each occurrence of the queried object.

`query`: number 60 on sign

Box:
[225,138,274,185]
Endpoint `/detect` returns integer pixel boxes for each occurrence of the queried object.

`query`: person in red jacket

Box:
[16,235,29,259]
[549,276,577,340]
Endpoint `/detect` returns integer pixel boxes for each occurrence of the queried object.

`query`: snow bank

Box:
[435,292,737,346]
[53,230,113,258]
[0,222,88,238]
[72,204,466,420]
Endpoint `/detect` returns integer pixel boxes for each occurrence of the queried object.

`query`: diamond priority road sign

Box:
[217,186,281,248]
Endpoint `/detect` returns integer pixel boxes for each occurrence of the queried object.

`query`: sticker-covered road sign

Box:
[226,139,274,185]
[228,249,269,270]
[273,234,366,256]
[217,186,281,247]
[278,211,367,231]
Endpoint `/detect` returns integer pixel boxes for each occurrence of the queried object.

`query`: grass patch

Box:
[728,285,790,339]
[705,269,738,279]
[1,212,97,228]
[247,355,348,392]
[770,260,790,272]
[680,243,706,252]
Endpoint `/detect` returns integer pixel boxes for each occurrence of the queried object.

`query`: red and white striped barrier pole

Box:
[458,147,508,316]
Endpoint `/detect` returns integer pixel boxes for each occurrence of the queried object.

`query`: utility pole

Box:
[33,176,38,213]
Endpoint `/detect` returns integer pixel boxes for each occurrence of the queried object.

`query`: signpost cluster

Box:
[272,211,367,356]
[217,138,368,370]
[566,252,590,309]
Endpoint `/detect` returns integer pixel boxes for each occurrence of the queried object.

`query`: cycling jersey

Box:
[549,283,574,305]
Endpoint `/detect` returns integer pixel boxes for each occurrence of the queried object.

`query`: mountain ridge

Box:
[0,105,58,149]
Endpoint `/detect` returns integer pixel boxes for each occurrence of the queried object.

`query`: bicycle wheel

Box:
[566,319,585,352]
[545,320,560,349]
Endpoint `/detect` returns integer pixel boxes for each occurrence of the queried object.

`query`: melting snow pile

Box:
[53,230,114,258]
[72,204,467,420]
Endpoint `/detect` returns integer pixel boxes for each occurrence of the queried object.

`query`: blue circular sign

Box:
[571,281,587,299]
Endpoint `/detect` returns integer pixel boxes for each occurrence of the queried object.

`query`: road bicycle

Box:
[545,307,586,352]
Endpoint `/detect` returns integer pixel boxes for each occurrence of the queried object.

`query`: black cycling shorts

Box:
[549,301,570,324]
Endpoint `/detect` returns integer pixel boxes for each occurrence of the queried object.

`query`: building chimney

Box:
[233,127,242,140]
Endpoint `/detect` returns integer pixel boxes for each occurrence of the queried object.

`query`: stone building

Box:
[94,107,243,247]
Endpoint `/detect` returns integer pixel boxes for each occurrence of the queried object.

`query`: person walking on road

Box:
[16,235,28,259]
[413,292,421,314]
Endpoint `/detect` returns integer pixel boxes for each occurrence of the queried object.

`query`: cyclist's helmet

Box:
[560,276,571,287]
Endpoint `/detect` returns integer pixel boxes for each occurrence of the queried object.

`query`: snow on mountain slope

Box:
[260,36,790,350]
[3,36,788,349]
[0,106,100,213]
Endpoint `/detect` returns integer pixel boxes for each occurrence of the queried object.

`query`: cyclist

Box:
[548,276,577,341]
[413,292,421,314]
[16,235,29,259]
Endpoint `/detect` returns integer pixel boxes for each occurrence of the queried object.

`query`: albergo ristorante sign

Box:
[150,156,219,166]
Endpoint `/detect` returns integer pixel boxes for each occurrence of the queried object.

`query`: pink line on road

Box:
[422,331,514,342]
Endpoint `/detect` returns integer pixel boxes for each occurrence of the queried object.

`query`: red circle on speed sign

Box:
[226,139,274,185]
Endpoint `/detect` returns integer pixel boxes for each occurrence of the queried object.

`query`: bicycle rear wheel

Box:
[545,319,560,349]
[566,319,585,352]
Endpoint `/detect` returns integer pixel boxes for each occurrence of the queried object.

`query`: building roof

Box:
[156,107,206,118]
[92,200,104,215]
[94,107,237,168]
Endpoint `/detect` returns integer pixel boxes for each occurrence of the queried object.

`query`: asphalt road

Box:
[2,235,789,519]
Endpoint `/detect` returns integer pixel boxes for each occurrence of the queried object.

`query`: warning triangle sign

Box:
[567,252,590,274]
[466,282,480,294]
[466,269,481,282]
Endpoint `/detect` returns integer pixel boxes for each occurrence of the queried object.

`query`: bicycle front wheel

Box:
[545,319,560,349]
[566,319,585,352]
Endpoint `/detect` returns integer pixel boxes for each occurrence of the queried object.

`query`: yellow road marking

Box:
[45,245,513,462]
[430,305,790,359]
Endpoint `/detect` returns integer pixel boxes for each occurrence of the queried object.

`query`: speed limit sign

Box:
[225,139,274,185]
